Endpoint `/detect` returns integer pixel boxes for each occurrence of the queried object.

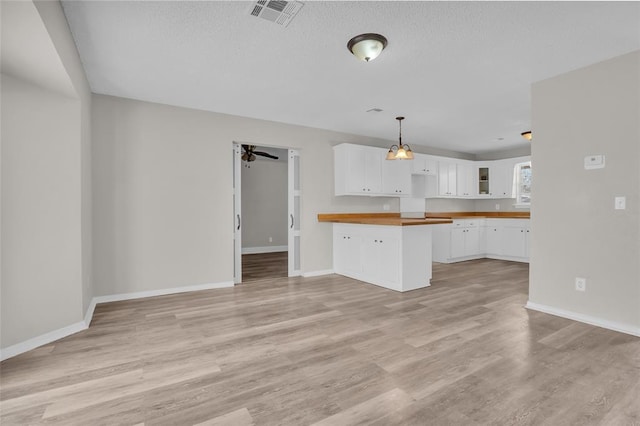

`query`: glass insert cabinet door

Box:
[478,167,489,195]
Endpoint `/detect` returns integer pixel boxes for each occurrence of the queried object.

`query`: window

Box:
[513,161,531,206]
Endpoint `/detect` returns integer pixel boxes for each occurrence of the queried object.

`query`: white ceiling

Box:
[61,1,640,155]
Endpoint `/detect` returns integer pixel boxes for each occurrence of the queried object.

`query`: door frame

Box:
[232,142,301,284]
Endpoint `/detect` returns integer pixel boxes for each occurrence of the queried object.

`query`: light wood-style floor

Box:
[242,251,288,282]
[1,259,639,425]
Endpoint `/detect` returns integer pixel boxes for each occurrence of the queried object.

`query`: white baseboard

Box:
[91,281,234,304]
[242,246,287,254]
[486,254,529,263]
[525,301,640,337]
[84,298,97,327]
[1,280,234,361]
[0,321,87,362]
[302,269,334,278]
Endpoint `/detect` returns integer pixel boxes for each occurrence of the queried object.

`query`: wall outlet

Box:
[615,196,626,210]
[268,237,273,243]
[383,203,390,211]
[575,277,586,292]
[495,204,500,211]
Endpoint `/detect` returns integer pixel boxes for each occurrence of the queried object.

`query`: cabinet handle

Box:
[290,214,294,229]
[237,214,241,230]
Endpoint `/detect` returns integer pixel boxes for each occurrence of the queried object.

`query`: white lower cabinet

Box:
[333,223,433,292]
[333,231,362,277]
[435,218,530,263]
[433,219,483,263]
[502,226,527,258]
[485,219,530,262]
[484,222,503,256]
[498,220,530,260]
[361,233,400,288]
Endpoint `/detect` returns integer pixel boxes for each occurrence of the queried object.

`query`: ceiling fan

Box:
[241,144,279,162]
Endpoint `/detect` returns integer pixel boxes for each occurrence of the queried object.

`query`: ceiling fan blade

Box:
[253,151,279,159]
[241,153,248,161]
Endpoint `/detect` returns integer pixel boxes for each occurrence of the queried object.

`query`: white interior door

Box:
[288,149,301,276]
[233,143,242,283]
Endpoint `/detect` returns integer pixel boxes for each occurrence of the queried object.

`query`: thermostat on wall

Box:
[584,155,605,170]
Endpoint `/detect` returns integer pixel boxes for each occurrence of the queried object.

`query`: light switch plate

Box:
[615,196,626,210]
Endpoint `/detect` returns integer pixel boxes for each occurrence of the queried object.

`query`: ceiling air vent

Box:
[250,0,304,27]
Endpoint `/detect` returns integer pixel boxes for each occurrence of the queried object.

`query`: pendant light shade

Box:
[347,33,388,62]
[386,117,414,160]
[521,131,532,141]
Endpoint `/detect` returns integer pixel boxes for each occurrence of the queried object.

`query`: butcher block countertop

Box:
[317,211,530,226]
[317,213,451,226]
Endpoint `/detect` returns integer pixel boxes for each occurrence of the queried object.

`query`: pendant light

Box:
[347,33,388,62]
[386,117,414,160]
[521,131,532,141]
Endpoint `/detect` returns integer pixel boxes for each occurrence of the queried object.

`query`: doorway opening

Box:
[233,143,301,283]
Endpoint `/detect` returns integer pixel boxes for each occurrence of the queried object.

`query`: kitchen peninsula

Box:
[318,213,452,292]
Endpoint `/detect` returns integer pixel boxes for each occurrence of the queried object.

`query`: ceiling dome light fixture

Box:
[386,117,414,160]
[347,33,388,62]
[521,131,532,141]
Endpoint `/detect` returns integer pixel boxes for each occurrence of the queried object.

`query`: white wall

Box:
[0,0,92,355]
[34,0,93,319]
[425,199,476,212]
[241,157,288,251]
[1,75,82,348]
[425,197,528,213]
[474,198,527,213]
[92,94,399,296]
[529,51,640,334]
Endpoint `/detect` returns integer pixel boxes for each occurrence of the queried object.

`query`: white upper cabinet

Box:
[334,144,383,195]
[438,160,457,197]
[456,162,476,197]
[489,160,515,198]
[335,143,530,200]
[334,144,411,197]
[381,159,412,196]
[411,154,438,175]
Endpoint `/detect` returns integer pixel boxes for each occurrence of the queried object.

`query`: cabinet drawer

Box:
[453,219,479,228]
